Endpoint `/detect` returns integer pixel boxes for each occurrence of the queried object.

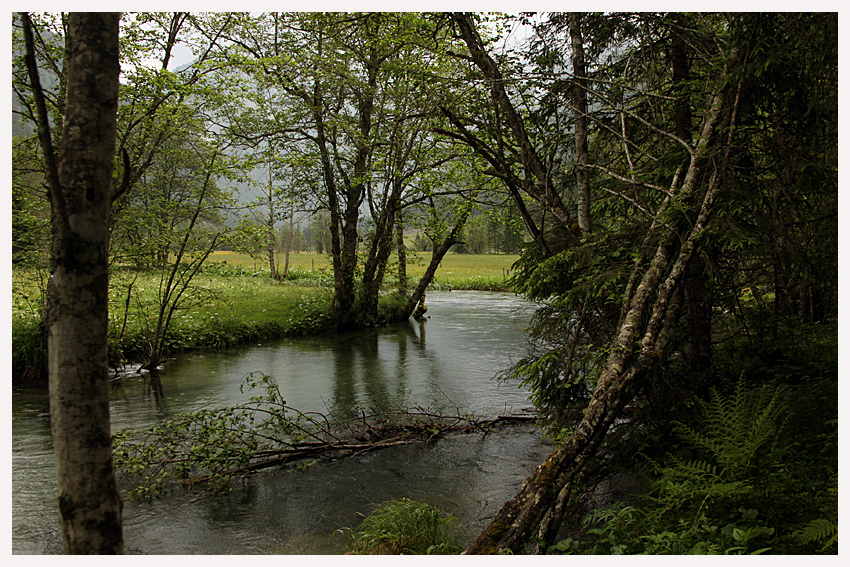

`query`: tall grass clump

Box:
[340,498,462,555]
[375,291,410,323]
[11,269,48,381]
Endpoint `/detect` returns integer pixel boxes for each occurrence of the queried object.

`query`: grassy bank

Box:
[11,252,520,381]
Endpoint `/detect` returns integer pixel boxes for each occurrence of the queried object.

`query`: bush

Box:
[375,292,410,323]
[340,498,462,555]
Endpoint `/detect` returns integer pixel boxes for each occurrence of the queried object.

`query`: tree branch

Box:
[20,12,63,219]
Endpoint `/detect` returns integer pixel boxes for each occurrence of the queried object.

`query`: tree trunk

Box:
[334,193,363,330]
[266,164,278,280]
[402,206,473,319]
[24,11,125,554]
[359,204,398,327]
[283,203,296,278]
[267,224,278,280]
[569,13,591,236]
[670,16,712,385]
[670,16,693,143]
[396,214,408,295]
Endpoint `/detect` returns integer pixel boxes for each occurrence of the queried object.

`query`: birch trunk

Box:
[24,11,125,553]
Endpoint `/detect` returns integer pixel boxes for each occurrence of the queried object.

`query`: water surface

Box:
[12,291,549,554]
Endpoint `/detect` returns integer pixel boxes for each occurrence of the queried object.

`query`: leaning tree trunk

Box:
[465,85,732,554]
[401,206,473,319]
[23,12,125,554]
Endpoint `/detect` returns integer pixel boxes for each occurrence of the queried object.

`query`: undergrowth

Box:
[553,375,838,555]
[338,498,462,555]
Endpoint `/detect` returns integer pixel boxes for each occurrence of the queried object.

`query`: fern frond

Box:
[673,378,787,481]
[795,518,837,551]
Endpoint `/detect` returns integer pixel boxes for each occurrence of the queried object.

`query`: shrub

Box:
[340,498,462,555]
[11,317,46,381]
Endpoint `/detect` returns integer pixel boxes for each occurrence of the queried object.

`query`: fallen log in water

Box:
[181,413,539,487]
[112,372,538,499]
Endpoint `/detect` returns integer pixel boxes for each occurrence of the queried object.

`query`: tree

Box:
[13,12,238,305]
[435,13,583,259]
[306,210,332,254]
[21,11,125,553]
[439,12,837,554]
[11,137,51,266]
[567,12,591,236]
[130,134,234,371]
[114,12,238,203]
[211,12,479,329]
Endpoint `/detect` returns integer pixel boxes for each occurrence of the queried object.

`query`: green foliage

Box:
[665,380,788,482]
[505,231,640,436]
[374,291,409,323]
[11,168,49,266]
[11,269,48,380]
[10,317,46,382]
[715,320,838,388]
[113,373,331,498]
[553,377,836,554]
[113,373,485,501]
[339,498,462,555]
[794,516,838,552]
[557,500,779,555]
[552,503,714,555]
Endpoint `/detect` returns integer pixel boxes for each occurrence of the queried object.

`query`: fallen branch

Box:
[113,372,537,499]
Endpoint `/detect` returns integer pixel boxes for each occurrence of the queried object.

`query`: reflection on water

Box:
[12,291,547,554]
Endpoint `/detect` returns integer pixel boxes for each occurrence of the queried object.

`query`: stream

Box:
[11,290,553,554]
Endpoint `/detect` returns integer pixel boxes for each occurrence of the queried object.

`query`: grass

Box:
[12,266,335,379]
[339,498,462,555]
[11,252,521,380]
[208,250,519,290]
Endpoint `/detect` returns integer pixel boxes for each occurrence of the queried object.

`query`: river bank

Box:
[11,253,520,383]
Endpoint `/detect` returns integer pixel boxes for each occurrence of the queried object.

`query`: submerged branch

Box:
[113,372,536,499]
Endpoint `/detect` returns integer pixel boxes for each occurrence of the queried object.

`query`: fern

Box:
[671,379,787,480]
[562,376,834,554]
[794,479,837,552]
[795,518,837,551]
[638,378,789,550]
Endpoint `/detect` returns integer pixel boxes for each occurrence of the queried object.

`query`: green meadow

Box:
[11,252,520,380]
[209,250,518,286]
